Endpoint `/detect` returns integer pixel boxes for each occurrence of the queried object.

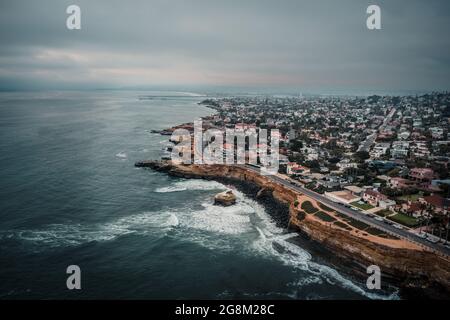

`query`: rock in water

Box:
[214,190,236,206]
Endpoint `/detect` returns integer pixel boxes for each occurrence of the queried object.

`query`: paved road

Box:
[358,131,377,152]
[242,164,450,258]
[357,108,396,152]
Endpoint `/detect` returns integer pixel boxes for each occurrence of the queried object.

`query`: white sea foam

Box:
[248,215,399,299]
[155,179,226,193]
[12,224,130,247]
[5,178,399,299]
[289,275,324,287]
[155,179,397,299]
[5,210,180,248]
[115,151,127,159]
[181,201,252,235]
[201,187,400,300]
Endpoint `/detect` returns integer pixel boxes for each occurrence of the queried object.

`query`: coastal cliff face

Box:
[141,160,450,296]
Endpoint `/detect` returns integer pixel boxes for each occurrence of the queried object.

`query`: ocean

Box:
[0,91,399,299]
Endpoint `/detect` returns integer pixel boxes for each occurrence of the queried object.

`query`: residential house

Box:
[389,177,416,190]
[287,163,310,176]
[421,195,449,215]
[362,190,388,206]
[325,190,361,204]
[410,168,434,182]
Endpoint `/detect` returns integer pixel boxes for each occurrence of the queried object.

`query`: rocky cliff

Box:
[138,160,450,296]
[214,190,237,206]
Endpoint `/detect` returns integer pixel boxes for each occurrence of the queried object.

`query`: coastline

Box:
[137,160,450,298]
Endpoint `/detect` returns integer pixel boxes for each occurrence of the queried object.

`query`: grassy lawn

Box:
[397,194,421,202]
[365,227,398,240]
[388,213,419,227]
[344,218,370,230]
[301,201,318,214]
[334,221,352,231]
[296,211,306,220]
[365,227,387,236]
[375,210,392,217]
[314,211,336,223]
[318,203,334,212]
[350,201,374,211]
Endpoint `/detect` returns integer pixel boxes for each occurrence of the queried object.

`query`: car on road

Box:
[367,214,375,218]
[374,217,383,222]
[417,233,427,239]
[425,236,440,244]
[383,220,393,225]
[351,207,360,211]
[393,224,403,230]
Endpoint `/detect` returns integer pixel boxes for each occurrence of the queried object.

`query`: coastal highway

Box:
[241,164,450,258]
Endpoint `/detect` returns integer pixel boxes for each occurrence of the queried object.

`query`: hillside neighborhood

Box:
[193,93,449,244]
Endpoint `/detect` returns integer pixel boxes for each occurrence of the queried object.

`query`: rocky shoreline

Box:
[137,160,450,298]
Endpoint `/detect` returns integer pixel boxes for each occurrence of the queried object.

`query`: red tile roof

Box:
[424,195,448,209]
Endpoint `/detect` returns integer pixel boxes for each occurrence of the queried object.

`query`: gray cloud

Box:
[1,0,449,92]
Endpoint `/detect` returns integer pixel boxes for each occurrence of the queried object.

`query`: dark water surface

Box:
[0,91,398,299]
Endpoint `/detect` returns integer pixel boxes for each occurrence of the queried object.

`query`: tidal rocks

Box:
[214,190,237,206]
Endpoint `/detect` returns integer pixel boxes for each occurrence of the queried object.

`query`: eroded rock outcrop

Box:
[214,190,236,206]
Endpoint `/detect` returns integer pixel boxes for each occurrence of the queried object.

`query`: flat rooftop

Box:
[327,190,359,201]
[344,185,364,194]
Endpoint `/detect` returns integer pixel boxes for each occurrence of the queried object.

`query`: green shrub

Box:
[314,211,336,222]
[334,221,352,231]
[301,201,318,214]
[318,203,334,212]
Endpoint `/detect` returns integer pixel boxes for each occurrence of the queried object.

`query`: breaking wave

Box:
[162,180,400,300]
[1,211,180,248]
[155,179,226,193]
[2,178,399,299]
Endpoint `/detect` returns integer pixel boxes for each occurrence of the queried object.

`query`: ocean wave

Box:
[230,191,400,300]
[250,231,399,299]
[155,179,226,193]
[1,211,179,248]
[181,201,252,235]
[2,178,399,299]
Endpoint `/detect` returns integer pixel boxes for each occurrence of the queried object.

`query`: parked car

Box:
[375,217,383,222]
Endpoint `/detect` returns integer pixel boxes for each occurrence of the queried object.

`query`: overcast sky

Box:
[1,0,449,93]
